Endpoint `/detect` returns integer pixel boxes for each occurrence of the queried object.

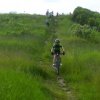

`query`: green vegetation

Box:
[0,7,100,100]
[72,6,100,30]
[0,13,67,100]
[57,12,100,99]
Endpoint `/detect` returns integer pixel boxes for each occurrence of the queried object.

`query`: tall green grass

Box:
[0,13,100,100]
[0,14,68,100]
[56,15,100,100]
[0,69,53,100]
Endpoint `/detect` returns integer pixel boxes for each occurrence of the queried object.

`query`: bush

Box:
[73,24,95,39]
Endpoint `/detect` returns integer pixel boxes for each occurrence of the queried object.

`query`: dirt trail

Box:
[57,76,76,100]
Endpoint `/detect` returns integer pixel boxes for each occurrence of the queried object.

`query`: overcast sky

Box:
[0,0,100,15]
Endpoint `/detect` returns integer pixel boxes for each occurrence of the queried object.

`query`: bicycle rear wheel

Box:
[55,59,60,75]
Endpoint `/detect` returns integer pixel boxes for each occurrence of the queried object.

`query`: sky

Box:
[0,0,100,15]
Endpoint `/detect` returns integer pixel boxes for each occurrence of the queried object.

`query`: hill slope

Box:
[0,14,68,100]
[0,13,100,100]
[57,15,100,100]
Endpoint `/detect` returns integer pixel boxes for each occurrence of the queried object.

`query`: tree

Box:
[72,7,100,31]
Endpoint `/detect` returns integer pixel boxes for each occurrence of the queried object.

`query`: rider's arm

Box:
[51,47,53,52]
[51,44,55,53]
[62,46,64,51]
[51,47,54,55]
[61,46,65,55]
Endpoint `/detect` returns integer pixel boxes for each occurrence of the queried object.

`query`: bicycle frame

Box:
[54,53,61,75]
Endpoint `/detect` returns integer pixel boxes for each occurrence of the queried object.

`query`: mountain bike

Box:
[52,53,64,75]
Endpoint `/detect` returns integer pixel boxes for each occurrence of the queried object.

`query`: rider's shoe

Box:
[53,64,62,66]
[53,64,55,66]
[60,63,62,66]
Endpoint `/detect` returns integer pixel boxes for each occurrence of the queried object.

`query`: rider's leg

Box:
[59,55,61,62]
[53,54,56,66]
[59,55,62,66]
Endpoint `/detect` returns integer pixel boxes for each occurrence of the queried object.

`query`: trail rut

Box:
[57,76,76,100]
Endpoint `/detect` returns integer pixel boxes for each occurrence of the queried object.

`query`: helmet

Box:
[55,39,60,43]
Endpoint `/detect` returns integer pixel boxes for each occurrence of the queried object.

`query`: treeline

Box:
[70,7,100,41]
[72,7,100,31]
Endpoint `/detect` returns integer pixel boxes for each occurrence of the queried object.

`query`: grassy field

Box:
[0,13,100,100]
[57,15,100,100]
[0,14,68,100]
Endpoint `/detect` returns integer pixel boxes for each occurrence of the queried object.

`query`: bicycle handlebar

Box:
[51,52,65,55]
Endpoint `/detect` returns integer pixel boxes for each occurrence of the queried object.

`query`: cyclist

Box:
[45,19,49,27]
[46,9,49,17]
[51,39,65,66]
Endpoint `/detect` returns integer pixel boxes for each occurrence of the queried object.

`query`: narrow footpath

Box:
[57,76,76,100]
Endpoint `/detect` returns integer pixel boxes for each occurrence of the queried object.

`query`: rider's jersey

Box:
[53,44,62,54]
